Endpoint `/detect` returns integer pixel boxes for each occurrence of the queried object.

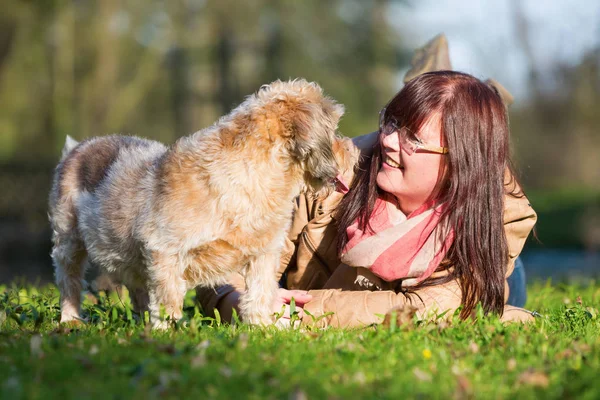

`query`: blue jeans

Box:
[506,257,527,307]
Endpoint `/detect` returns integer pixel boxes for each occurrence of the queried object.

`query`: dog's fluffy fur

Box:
[49,79,358,327]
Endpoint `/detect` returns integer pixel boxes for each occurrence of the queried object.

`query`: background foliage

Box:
[0,0,598,283]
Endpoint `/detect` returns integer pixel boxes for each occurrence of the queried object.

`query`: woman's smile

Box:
[382,154,403,170]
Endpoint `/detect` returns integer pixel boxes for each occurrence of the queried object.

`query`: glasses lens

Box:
[398,127,416,155]
[381,123,394,136]
[380,117,398,137]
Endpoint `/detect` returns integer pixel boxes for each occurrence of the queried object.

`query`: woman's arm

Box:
[503,191,537,277]
[301,286,534,327]
[502,189,537,303]
[300,276,463,328]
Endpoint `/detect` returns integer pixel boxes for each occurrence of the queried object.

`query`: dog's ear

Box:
[258,79,342,181]
[61,135,80,160]
[288,101,340,182]
[290,102,323,160]
[289,99,343,158]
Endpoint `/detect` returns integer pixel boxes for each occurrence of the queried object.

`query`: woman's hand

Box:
[218,287,312,326]
[272,288,312,329]
[272,288,312,320]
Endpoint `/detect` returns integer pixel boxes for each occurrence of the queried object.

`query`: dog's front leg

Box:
[130,287,150,319]
[239,252,279,326]
[147,252,187,329]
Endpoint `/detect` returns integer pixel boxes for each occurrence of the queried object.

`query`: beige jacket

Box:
[197,133,538,327]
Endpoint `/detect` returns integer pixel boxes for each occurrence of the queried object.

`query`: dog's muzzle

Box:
[334,174,349,194]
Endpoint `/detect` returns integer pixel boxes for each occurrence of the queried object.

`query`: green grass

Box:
[1,282,600,399]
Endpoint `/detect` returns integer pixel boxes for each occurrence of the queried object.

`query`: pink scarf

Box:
[340,193,454,286]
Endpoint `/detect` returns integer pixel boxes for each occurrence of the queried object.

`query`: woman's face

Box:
[376,114,446,215]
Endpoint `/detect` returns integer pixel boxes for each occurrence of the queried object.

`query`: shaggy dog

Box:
[49,80,357,327]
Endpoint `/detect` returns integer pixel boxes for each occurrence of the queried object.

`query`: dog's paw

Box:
[151,319,170,330]
[243,313,275,327]
[274,317,301,330]
[59,318,86,328]
[59,313,84,325]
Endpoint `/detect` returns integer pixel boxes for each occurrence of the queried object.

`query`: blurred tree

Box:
[0,0,407,162]
[0,0,598,283]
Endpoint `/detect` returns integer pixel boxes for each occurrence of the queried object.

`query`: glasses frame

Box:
[379,107,449,155]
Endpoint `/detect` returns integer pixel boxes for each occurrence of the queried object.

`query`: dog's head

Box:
[252,79,352,194]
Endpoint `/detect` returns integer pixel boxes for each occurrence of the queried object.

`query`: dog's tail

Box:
[61,135,79,161]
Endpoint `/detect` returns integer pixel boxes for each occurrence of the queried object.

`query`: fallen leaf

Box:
[413,367,432,382]
[382,305,418,329]
[304,332,320,339]
[237,333,249,350]
[76,356,94,370]
[196,340,210,352]
[435,320,450,330]
[556,349,575,360]
[89,345,99,356]
[84,293,99,305]
[507,358,517,371]
[454,374,472,399]
[157,344,176,355]
[61,319,84,330]
[574,343,591,352]
[353,371,367,385]
[289,387,308,400]
[191,354,206,368]
[3,376,20,391]
[468,342,479,354]
[52,326,72,335]
[30,335,43,358]
[518,370,549,388]
[335,342,364,353]
[220,366,233,378]
[451,364,461,376]
[158,371,180,389]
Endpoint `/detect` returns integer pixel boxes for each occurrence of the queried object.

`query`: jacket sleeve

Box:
[301,278,463,328]
[301,286,534,328]
[501,177,537,302]
[503,189,537,277]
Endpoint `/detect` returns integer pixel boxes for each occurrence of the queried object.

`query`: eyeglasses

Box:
[379,107,449,156]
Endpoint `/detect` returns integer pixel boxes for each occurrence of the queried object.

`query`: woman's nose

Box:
[381,130,400,151]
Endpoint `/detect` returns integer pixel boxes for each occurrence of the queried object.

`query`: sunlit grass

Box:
[1,282,599,399]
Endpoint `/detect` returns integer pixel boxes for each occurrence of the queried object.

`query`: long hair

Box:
[336,71,521,318]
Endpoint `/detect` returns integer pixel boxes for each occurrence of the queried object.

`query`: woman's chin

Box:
[376,169,404,195]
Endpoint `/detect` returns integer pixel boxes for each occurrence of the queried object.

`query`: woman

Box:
[197,71,537,327]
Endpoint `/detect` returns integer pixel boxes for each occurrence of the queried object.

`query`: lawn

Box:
[1,282,599,399]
